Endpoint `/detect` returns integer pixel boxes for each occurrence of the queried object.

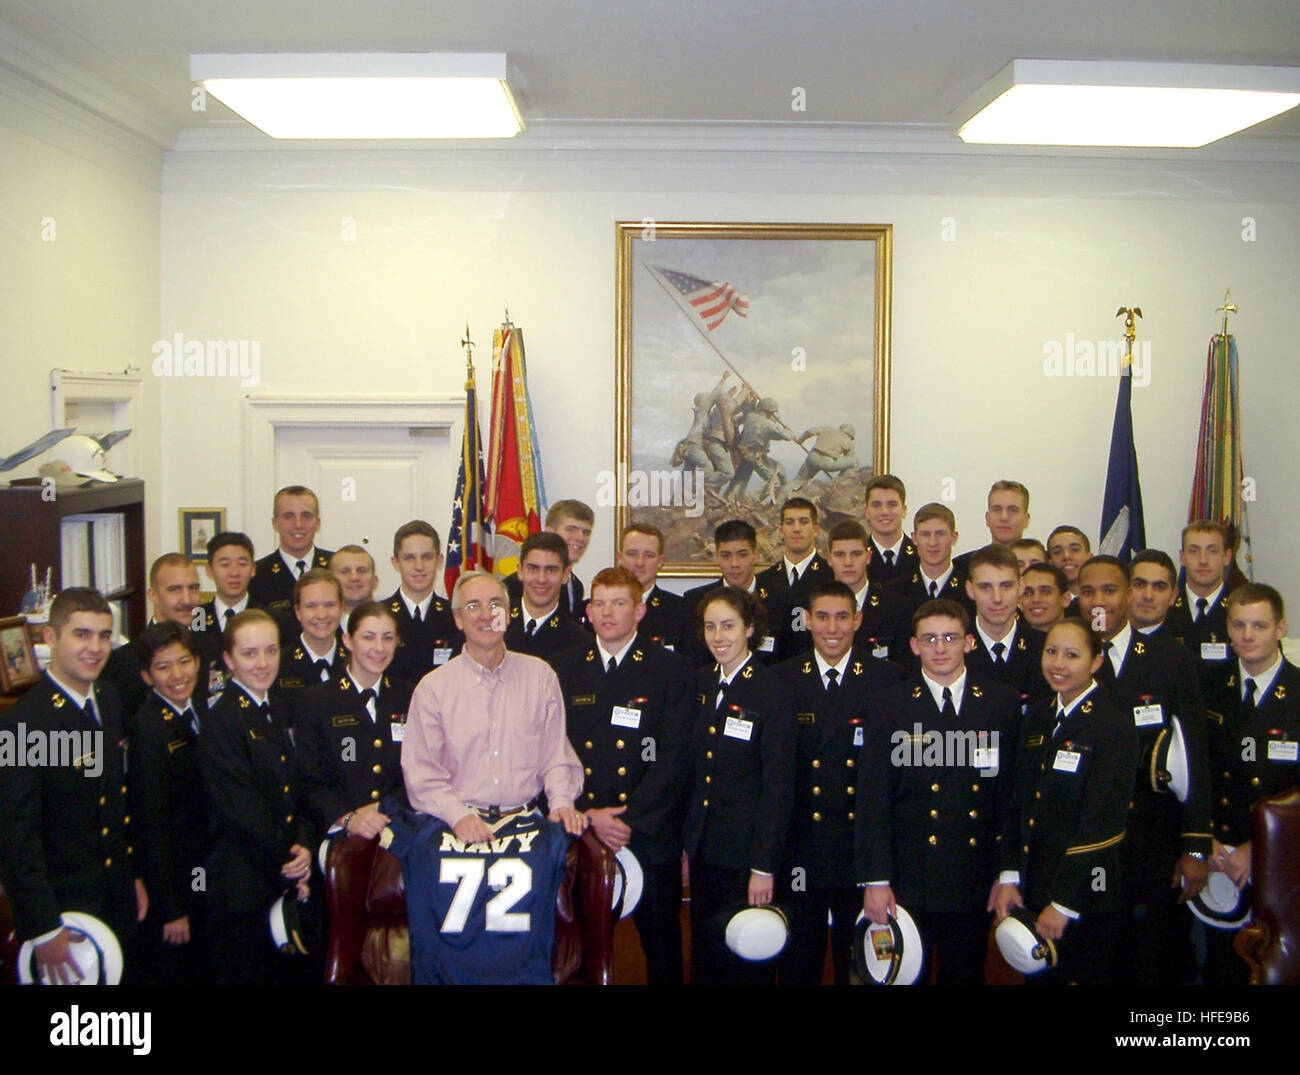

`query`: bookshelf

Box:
[0,479,146,635]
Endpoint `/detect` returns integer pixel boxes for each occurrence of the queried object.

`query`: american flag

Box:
[655,267,749,331]
[444,368,491,595]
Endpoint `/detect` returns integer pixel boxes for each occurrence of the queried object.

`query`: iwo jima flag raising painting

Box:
[614,222,893,574]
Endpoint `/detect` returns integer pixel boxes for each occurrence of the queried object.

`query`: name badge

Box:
[972,747,999,769]
[872,645,889,660]
[796,712,816,726]
[331,714,359,728]
[1133,704,1164,728]
[724,715,754,741]
[433,647,453,666]
[1201,642,1229,661]
[1053,749,1081,773]
[611,706,641,729]
[757,635,776,653]
[1267,739,1297,762]
[391,722,406,743]
[854,726,864,747]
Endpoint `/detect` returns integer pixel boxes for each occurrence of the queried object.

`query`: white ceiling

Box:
[2,0,1298,148]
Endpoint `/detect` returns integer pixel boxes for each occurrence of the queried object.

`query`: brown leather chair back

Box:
[1235,786,1300,985]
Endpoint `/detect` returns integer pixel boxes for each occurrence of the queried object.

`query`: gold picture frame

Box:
[615,221,892,575]
[0,615,40,693]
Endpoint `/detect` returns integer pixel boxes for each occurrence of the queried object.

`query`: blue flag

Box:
[1098,364,1146,560]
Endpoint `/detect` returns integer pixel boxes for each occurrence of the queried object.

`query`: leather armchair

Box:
[323,828,619,985]
[1235,786,1300,985]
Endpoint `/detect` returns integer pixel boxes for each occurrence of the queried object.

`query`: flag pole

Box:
[645,263,807,452]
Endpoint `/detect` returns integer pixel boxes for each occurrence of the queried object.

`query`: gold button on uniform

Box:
[812,786,821,796]
[812,759,821,769]
[968,837,977,847]
[615,740,625,750]
[929,809,938,819]
[372,764,382,774]
[587,792,596,801]
[971,783,980,793]
[846,787,854,795]
[708,726,716,735]
[969,810,978,819]
[99,796,107,806]
[928,835,937,846]
[1251,777,1261,787]
[584,767,593,776]
[371,791,380,800]
[930,783,940,792]
[618,792,628,802]
[373,739,383,749]
[101,826,109,836]
[706,751,713,759]
[286,814,293,823]
[283,785,290,793]
[705,775,712,784]
[846,759,855,768]
[702,799,709,807]
[585,740,594,749]
[617,766,627,776]
[847,811,854,821]
[812,812,822,821]
[105,857,112,867]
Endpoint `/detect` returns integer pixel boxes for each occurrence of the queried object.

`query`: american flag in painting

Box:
[655,267,749,330]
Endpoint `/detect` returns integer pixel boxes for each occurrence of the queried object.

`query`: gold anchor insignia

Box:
[338,677,351,691]
[1017,637,1026,651]
[271,561,281,573]
[511,606,520,618]
[971,684,983,697]
[632,650,643,662]
[742,666,754,679]
[52,693,66,708]
[759,587,768,599]
[1276,685,1287,700]
[293,648,304,661]
[162,709,174,721]
[1227,675,1236,687]
[549,617,558,629]
[802,661,812,674]
[948,577,958,589]
[910,573,919,584]
[1081,700,1093,714]
[1173,595,1183,607]
[651,595,660,606]
[1134,641,1145,655]
[905,544,914,555]
[1219,596,1229,608]
[852,661,864,676]
[912,686,923,698]
[870,594,879,607]
[238,695,250,708]
[585,650,595,662]
[390,601,400,611]
[383,676,391,688]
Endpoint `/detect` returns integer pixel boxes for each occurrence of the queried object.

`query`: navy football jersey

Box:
[385,803,569,985]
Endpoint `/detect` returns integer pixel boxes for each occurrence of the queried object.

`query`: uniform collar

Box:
[279,546,318,574]
[596,633,637,669]
[399,589,435,618]
[44,670,94,711]
[976,617,1017,652]
[1239,653,1283,699]
[921,669,966,711]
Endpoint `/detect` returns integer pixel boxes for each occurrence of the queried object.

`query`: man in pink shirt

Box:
[401,571,586,844]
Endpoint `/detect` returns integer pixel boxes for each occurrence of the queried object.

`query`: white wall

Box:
[158,130,1300,606]
[0,69,163,548]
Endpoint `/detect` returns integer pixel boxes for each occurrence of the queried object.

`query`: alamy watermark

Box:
[151,332,261,386]
[595,464,705,518]
[0,725,103,777]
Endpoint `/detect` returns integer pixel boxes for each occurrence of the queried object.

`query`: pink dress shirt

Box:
[401,648,583,826]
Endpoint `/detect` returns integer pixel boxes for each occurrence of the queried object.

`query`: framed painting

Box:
[0,615,40,693]
[614,221,892,575]
[180,507,226,562]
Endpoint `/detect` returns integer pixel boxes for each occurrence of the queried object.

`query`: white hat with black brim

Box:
[853,907,924,985]
[994,907,1059,975]
[1188,870,1252,930]
[611,846,644,919]
[17,911,123,985]
[720,905,790,962]
[269,892,310,956]
[1150,715,1191,802]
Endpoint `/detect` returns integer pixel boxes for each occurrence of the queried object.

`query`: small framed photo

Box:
[180,508,226,562]
[0,616,40,694]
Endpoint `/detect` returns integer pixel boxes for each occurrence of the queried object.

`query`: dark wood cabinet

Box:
[0,478,145,635]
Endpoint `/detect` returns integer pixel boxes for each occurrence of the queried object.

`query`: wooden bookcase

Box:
[0,478,146,635]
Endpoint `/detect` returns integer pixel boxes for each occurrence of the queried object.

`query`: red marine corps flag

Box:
[444,330,491,595]
[484,315,548,577]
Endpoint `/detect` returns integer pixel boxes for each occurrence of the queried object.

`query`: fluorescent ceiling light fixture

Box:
[189,52,524,138]
[956,60,1300,147]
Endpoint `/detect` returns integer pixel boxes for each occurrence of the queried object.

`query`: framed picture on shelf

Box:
[0,615,40,693]
[614,221,892,575]
[180,508,226,562]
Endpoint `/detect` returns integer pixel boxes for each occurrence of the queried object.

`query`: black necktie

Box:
[1053,706,1068,738]
[222,608,234,628]
[992,641,1006,664]
[1098,641,1116,687]
[256,701,270,723]
[358,688,377,720]
[295,559,306,577]
[606,656,617,674]
[790,566,799,586]
[412,605,423,624]
[715,678,727,710]
[1195,597,1208,623]
[1243,678,1257,707]
[182,707,198,735]
[940,686,957,721]
[83,698,99,727]
[884,549,895,566]
[825,666,840,702]
[313,658,331,682]
[525,618,537,636]
[928,580,938,599]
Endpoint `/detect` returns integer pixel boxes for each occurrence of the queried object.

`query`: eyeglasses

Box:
[917,632,964,647]
[459,599,507,614]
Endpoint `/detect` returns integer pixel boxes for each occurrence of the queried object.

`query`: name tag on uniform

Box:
[167,739,188,754]
[854,726,864,747]
[973,746,999,769]
[572,694,596,706]
[724,715,754,741]
[1053,749,1081,773]
[433,647,453,666]
[1133,704,1164,728]
[331,714,359,728]
[391,721,406,743]
[796,712,816,726]
[1201,642,1229,661]
[611,706,641,729]
[872,645,889,660]
[757,635,775,653]
[1267,739,1297,762]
